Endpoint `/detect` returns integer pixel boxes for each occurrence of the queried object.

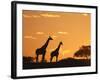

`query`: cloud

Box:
[23,15,32,18]
[32,15,40,18]
[23,13,60,18]
[24,36,37,40]
[36,32,44,35]
[40,13,60,18]
[58,32,68,35]
[52,35,57,39]
[52,35,57,38]
[82,13,88,16]
[23,14,40,18]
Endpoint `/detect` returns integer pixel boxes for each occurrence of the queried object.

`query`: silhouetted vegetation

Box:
[74,45,91,59]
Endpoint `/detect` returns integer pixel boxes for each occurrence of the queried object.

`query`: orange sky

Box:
[22,10,91,62]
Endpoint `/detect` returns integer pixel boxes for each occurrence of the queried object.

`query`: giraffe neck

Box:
[56,43,61,51]
[41,39,50,49]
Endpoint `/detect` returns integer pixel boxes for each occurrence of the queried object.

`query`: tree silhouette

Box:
[74,45,91,59]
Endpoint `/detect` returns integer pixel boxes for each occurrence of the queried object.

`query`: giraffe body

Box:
[36,36,53,62]
[50,42,63,62]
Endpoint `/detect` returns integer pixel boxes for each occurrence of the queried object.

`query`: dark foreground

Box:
[23,58,90,69]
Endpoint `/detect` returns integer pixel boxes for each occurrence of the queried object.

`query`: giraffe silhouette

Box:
[50,42,63,62]
[36,36,53,62]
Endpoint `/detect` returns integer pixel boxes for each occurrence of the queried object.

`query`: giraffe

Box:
[50,42,63,62]
[36,36,53,62]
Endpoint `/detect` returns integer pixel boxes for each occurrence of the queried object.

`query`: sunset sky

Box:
[22,10,91,62]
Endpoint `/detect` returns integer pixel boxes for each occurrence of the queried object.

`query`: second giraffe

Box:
[50,41,63,62]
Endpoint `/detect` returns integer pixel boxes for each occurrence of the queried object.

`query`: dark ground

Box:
[23,58,91,69]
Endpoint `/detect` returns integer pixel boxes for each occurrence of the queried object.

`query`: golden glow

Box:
[23,10,90,62]
[62,50,71,55]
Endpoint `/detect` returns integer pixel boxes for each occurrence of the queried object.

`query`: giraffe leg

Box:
[56,56,58,62]
[50,57,53,62]
[42,54,45,62]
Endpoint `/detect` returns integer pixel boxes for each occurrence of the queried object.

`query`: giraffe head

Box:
[48,36,53,40]
[60,41,63,45]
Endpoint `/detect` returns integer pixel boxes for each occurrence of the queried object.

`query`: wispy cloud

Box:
[52,35,57,38]
[23,13,60,18]
[32,15,40,18]
[23,15,32,18]
[58,32,68,35]
[24,36,37,40]
[36,32,44,35]
[23,14,40,18]
[40,13,60,18]
[52,35,57,39]
[82,13,88,16]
